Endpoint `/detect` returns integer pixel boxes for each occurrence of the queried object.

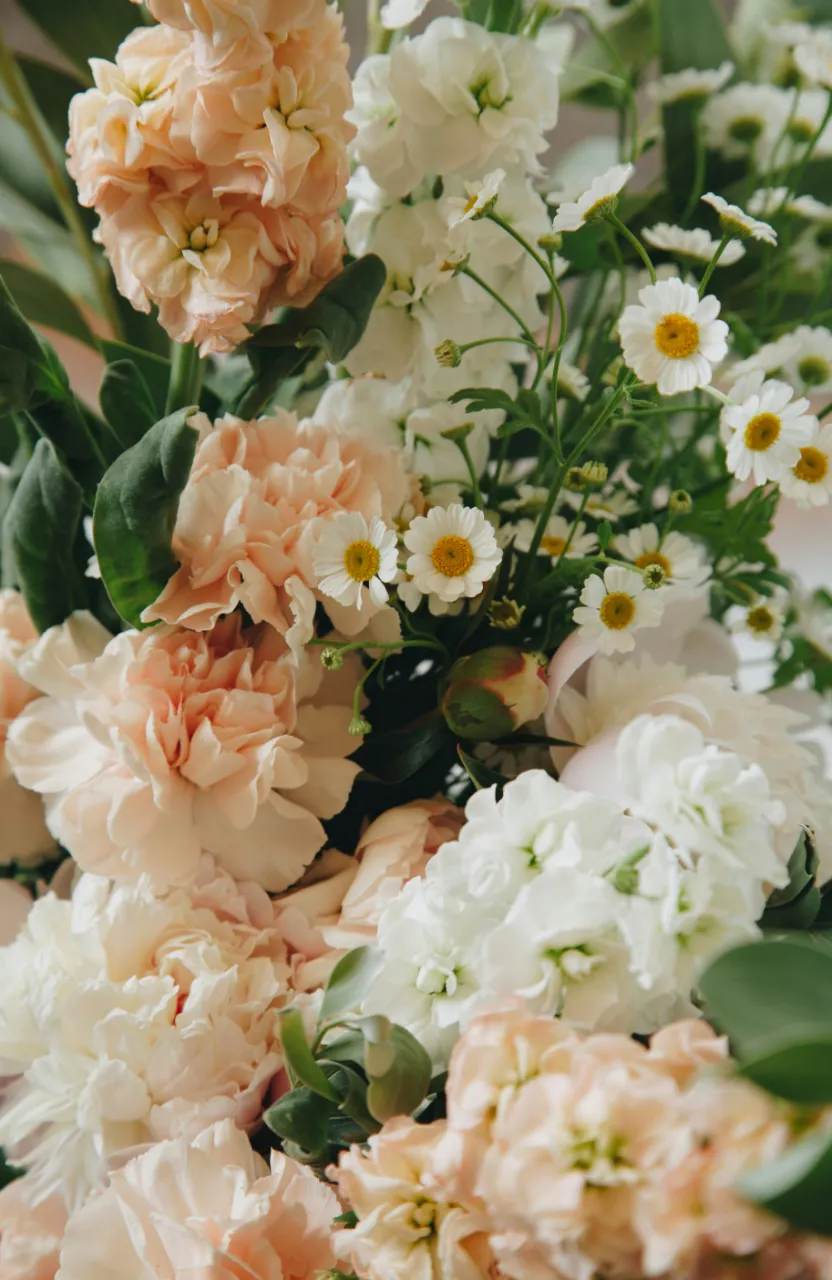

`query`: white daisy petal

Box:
[619,276,728,396]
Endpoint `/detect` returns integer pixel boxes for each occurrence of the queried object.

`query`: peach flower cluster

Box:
[68,0,354,352]
[143,410,410,642]
[6,609,358,893]
[334,1006,832,1280]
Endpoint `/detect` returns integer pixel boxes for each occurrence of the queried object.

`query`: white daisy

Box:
[313,512,398,610]
[746,187,790,217]
[792,223,832,274]
[766,21,816,47]
[795,38,832,90]
[781,422,832,508]
[551,163,633,233]
[554,360,591,402]
[396,572,465,616]
[642,223,745,266]
[701,83,784,160]
[618,277,729,396]
[649,61,734,106]
[789,193,832,222]
[446,170,506,227]
[783,325,832,394]
[564,487,639,522]
[722,379,817,485]
[701,193,777,245]
[613,523,711,594]
[760,89,832,163]
[735,596,788,643]
[404,504,502,603]
[500,483,549,514]
[727,333,802,385]
[507,514,598,560]
[573,564,665,655]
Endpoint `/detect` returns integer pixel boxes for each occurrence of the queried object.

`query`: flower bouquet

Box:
[3,0,832,1273]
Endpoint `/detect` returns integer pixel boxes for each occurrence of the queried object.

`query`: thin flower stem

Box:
[459,334,539,356]
[460,266,539,347]
[682,119,707,225]
[780,91,832,214]
[310,636,450,659]
[486,212,559,286]
[0,27,123,339]
[818,399,832,420]
[166,342,204,414]
[554,489,590,568]
[449,433,484,509]
[698,233,731,296]
[607,214,657,284]
[366,0,393,54]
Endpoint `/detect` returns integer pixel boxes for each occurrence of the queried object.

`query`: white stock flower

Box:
[642,223,745,266]
[313,513,398,611]
[722,379,817,485]
[380,0,430,28]
[701,192,777,245]
[619,277,729,395]
[781,422,832,507]
[551,162,633,232]
[446,169,506,226]
[613,524,711,594]
[573,565,665,655]
[508,514,598,561]
[404,504,502,603]
[700,83,784,160]
[649,61,734,105]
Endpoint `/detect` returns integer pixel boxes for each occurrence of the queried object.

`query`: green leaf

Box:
[99,361,158,450]
[366,1024,432,1124]
[264,1086,331,1160]
[16,0,139,79]
[19,57,84,141]
[0,1151,23,1192]
[280,1008,339,1102]
[93,409,197,627]
[0,259,96,348]
[740,1038,832,1106]
[740,1130,832,1238]
[5,438,89,632]
[0,181,66,243]
[354,714,453,785]
[457,747,507,792]
[321,947,385,1023]
[0,273,46,415]
[325,1062,381,1135]
[100,341,171,416]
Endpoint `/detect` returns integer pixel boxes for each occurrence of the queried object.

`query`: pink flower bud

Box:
[442,646,549,741]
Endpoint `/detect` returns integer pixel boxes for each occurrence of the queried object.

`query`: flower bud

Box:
[668,489,693,514]
[564,467,588,492]
[642,563,666,590]
[579,460,608,487]
[537,231,563,253]
[441,646,549,741]
[435,340,462,368]
[489,597,525,630]
[321,647,344,670]
[349,714,371,737]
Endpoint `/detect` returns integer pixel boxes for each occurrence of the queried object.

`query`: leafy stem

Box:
[607,214,656,284]
[166,342,204,415]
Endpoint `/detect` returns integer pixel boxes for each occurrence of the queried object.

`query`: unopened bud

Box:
[321,647,344,670]
[440,421,474,444]
[564,467,588,492]
[537,231,563,253]
[349,714,371,737]
[579,460,608,487]
[668,489,693,514]
[440,253,470,276]
[442,646,549,741]
[435,339,462,368]
[643,563,667,590]
[489,597,525,630]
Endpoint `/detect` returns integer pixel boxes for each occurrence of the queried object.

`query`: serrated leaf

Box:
[92,409,197,627]
[280,1009,339,1102]
[321,948,385,1023]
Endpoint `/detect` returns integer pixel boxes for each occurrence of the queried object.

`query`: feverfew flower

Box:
[404,504,502,603]
[613,524,711,595]
[642,223,745,266]
[794,37,832,90]
[700,83,784,160]
[508,514,598,561]
[564,486,639,522]
[551,162,633,232]
[701,192,777,245]
[737,597,788,642]
[649,61,734,105]
[554,359,591,401]
[722,379,817,485]
[619,277,729,395]
[313,513,398,610]
[783,325,832,394]
[728,332,802,385]
[573,565,665,655]
[781,423,832,507]
[446,169,506,226]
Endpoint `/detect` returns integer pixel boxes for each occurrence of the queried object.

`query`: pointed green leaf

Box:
[99,361,158,450]
[0,259,95,348]
[280,1008,339,1102]
[16,0,139,79]
[264,1086,331,1159]
[321,947,385,1023]
[366,1024,432,1124]
[740,1130,832,1237]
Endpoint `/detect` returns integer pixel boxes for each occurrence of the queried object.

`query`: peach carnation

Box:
[6,611,359,892]
[143,410,410,641]
[96,183,344,355]
[333,1117,495,1280]
[0,861,293,1207]
[0,1178,66,1280]
[56,1118,339,1280]
[135,0,326,65]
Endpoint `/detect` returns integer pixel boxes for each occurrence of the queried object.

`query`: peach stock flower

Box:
[7,611,359,892]
[56,1118,339,1280]
[0,1178,66,1280]
[143,410,410,640]
[135,0,326,64]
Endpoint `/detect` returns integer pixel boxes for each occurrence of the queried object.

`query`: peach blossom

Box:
[56,1118,339,1280]
[646,1018,729,1087]
[324,799,464,949]
[143,410,410,640]
[275,848,358,992]
[333,1117,495,1280]
[96,181,344,355]
[7,612,359,893]
[0,1178,66,1280]
[134,0,326,66]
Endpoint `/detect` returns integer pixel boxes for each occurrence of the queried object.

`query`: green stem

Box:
[818,399,832,420]
[366,0,393,54]
[0,27,122,339]
[459,334,539,356]
[608,214,656,283]
[486,212,559,286]
[555,489,590,568]
[166,342,203,414]
[460,266,539,345]
[698,232,730,296]
[682,119,707,225]
[780,92,832,213]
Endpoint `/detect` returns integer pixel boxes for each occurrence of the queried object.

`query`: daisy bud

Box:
[564,467,588,492]
[642,563,667,590]
[320,647,344,670]
[349,714,371,737]
[668,489,693,514]
[537,231,563,253]
[441,646,549,741]
[489,597,525,630]
[579,460,608,487]
[435,340,462,368]
[440,421,474,444]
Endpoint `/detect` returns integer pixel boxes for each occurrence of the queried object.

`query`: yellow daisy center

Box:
[599,592,636,631]
[635,550,671,575]
[747,605,777,635]
[794,446,829,484]
[654,313,700,359]
[343,540,381,582]
[728,116,763,144]
[540,534,567,557]
[431,535,475,578]
[797,355,832,387]
[744,412,781,452]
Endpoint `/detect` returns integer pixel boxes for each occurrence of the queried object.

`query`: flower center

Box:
[343,540,381,582]
[635,550,671,575]
[599,592,636,630]
[794,446,829,484]
[788,118,816,145]
[188,220,219,252]
[584,195,617,222]
[540,534,567,557]
[728,115,763,144]
[797,355,832,386]
[744,412,781,452]
[431,535,475,577]
[654,313,699,359]
[747,605,777,635]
